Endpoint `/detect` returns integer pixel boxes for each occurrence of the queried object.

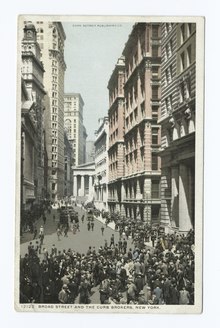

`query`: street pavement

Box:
[20,206,133,257]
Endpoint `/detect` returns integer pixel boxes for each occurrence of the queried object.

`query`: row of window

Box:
[122,180,160,199]
[109,110,118,127]
[125,153,159,171]
[164,79,192,114]
[164,23,175,36]
[180,23,193,44]
[109,129,118,143]
[180,45,192,72]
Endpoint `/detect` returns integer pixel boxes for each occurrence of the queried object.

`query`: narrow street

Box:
[20,206,133,257]
[20,206,136,304]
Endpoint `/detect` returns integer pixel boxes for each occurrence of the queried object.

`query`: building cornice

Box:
[22,51,45,72]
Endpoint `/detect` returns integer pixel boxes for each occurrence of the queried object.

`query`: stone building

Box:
[34,21,66,201]
[21,22,47,205]
[73,163,95,201]
[64,132,73,197]
[94,117,109,211]
[86,140,95,163]
[64,93,87,167]
[21,79,38,210]
[159,23,196,233]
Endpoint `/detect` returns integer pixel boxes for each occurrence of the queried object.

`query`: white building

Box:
[73,162,95,200]
[64,93,87,167]
[94,117,109,211]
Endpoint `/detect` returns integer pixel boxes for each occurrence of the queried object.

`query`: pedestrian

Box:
[51,244,57,257]
[110,234,115,247]
[87,222,91,231]
[39,234,44,247]
[179,286,190,304]
[43,215,46,225]
[123,238,127,254]
[57,227,62,241]
[101,226,104,235]
[33,226,38,240]
[39,225,44,237]
[79,277,90,304]
[127,279,137,304]
[137,290,147,304]
[53,214,56,222]
[118,238,123,253]
[151,232,156,248]
[153,285,163,304]
[91,221,94,231]
[81,214,84,223]
[64,225,68,237]
[58,284,69,304]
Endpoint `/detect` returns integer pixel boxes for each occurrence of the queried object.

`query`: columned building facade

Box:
[159,23,196,233]
[122,23,162,223]
[73,162,95,201]
[94,117,109,211]
[64,93,87,167]
[34,21,66,201]
[107,56,126,214]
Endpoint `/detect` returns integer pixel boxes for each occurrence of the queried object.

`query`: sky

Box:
[63,22,133,140]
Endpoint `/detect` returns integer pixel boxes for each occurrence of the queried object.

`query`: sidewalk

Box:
[94,214,116,230]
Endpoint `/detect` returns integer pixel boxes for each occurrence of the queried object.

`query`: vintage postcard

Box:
[15,15,204,313]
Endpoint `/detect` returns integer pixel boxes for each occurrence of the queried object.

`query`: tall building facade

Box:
[64,132,73,197]
[94,117,109,211]
[122,23,162,223]
[21,79,37,210]
[34,21,66,201]
[21,22,46,205]
[86,140,95,163]
[64,93,87,166]
[107,56,126,214]
[159,23,196,233]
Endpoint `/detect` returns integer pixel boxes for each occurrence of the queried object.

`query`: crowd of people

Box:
[20,203,195,305]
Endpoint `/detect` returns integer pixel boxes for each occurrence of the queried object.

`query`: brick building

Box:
[108,23,162,223]
[108,56,125,213]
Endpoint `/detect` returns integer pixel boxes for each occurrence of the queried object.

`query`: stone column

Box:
[136,178,142,201]
[160,168,171,227]
[73,175,77,197]
[179,163,192,232]
[89,175,93,195]
[81,175,85,196]
[171,166,179,227]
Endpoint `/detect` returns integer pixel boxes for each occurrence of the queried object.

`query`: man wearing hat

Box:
[137,290,147,304]
[58,284,69,304]
[126,278,137,304]
[134,273,144,295]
